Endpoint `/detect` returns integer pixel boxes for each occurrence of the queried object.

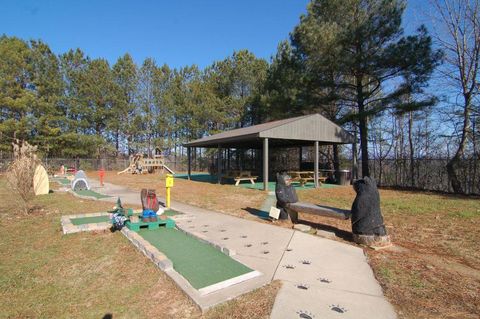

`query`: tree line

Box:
[1,0,478,193]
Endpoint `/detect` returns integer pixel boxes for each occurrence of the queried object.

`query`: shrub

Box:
[6,140,40,214]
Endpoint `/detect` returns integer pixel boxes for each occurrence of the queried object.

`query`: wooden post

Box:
[298,146,302,170]
[314,141,319,188]
[227,148,230,173]
[217,145,222,184]
[187,147,191,180]
[263,138,269,191]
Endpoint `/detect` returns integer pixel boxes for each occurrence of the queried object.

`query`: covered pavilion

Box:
[184,114,355,191]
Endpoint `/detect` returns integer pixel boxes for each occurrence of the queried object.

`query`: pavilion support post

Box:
[217,145,222,184]
[187,147,191,180]
[263,138,269,191]
[298,146,302,170]
[227,148,231,173]
[314,141,319,188]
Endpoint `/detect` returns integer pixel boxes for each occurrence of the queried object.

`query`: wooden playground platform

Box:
[118,154,175,175]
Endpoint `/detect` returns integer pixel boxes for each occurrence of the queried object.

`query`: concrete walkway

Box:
[87,179,396,318]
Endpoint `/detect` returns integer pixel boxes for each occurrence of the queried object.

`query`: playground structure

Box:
[118,154,175,175]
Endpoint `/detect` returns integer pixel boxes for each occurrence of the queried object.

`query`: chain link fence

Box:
[367,158,480,195]
[1,155,478,194]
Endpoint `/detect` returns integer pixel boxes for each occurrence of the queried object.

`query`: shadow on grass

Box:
[243,207,271,220]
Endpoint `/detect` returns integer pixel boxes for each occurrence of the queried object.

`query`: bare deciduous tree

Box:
[433,0,480,193]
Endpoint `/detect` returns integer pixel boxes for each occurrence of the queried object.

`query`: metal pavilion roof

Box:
[184,113,354,149]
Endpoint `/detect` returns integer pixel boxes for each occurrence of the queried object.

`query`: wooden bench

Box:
[286,202,351,224]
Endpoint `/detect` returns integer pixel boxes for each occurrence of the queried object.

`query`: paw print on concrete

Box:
[330,305,347,314]
[296,310,314,319]
[300,260,311,265]
[283,264,295,269]
[318,277,331,283]
[296,283,309,290]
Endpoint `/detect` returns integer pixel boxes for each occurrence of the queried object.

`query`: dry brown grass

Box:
[298,187,480,319]
[0,177,280,318]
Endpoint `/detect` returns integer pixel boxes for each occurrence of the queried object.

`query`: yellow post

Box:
[165,174,174,208]
[166,187,171,208]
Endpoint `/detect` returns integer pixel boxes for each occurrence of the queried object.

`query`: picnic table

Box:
[221,170,258,186]
[288,171,327,186]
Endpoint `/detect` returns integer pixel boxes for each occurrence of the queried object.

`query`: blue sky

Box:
[0,0,433,68]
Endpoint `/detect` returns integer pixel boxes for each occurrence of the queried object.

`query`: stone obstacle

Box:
[71,170,90,191]
[33,164,49,195]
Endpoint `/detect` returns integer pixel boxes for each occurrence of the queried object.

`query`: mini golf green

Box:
[70,210,181,226]
[71,215,111,225]
[74,189,112,199]
[138,228,253,289]
[52,177,71,185]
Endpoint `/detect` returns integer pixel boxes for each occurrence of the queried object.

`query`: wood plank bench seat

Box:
[286,202,350,223]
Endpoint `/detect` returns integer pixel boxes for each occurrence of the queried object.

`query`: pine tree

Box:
[290,0,441,177]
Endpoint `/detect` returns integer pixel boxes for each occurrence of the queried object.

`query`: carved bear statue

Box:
[275,172,298,221]
[351,176,387,236]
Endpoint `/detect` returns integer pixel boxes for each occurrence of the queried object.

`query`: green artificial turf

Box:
[138,228,253,289]
[69,210,180,226]
[175,173,340,190]
[74,189,111,199]
[51,177,71,185]
[70,215,111,225]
